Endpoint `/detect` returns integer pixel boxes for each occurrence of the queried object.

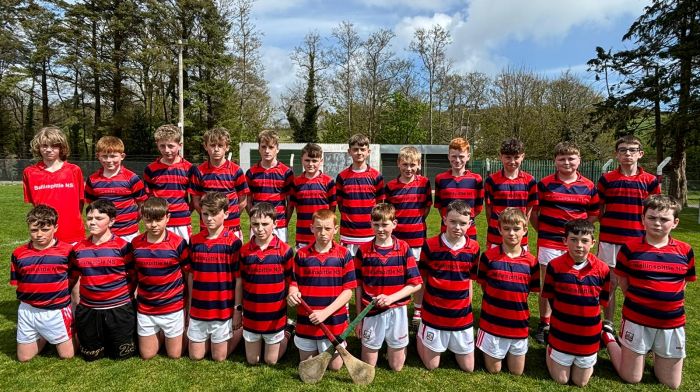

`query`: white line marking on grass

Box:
[0,240,26,249]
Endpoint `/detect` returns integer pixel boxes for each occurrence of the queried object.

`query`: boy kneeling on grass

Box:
[542,219,610,387]
[602,194,695,390]
[11,205,75,361]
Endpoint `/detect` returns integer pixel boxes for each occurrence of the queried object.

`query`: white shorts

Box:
[340,237,373,257]
[187,319,232,344]
[16,302,72,345]
[490,243,529,252]
[167,225,191,243]
[295,242,309,251]
[294,335,346,353]
[538,247,566,265]
[619,318,686,359]
[418,322,474,355]
[361,306,409,350]
[476,329,528,359]
[119,232,140,243]
[137,310,184,338]
[597,242,622,267]
[249,227,287,243]
[410,247,421,260]
[243,329,285,345]
[548,346,597,369]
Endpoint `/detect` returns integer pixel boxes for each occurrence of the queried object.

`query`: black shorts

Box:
[75,302,136,360]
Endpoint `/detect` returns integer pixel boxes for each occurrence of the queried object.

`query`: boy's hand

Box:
[232,311,242,330]
[287,290,302,307]
[355,320,363,339]
[309,309,329,325]
[375,294,394,308]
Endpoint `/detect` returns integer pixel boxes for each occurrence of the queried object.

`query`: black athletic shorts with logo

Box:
[75,302,136,360]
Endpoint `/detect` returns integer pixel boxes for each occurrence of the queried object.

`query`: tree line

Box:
[0,0,697,203]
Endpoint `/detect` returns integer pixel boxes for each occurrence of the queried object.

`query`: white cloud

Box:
[355,0,461,12]
[253,0,311,14]
[261,46,298,107]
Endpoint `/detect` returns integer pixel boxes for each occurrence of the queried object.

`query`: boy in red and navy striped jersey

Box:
[602,195,695,389]
[542,219,610,387]
[356,203,422,371]
[484,138,537,249]
[189,128,249,239]
[143,124,194,242]
[70,200,137,360]
[476,208,539,376]
[434,137,483,241]
[237,202,294,365]
[416,200,479,372]
[289,143,337,249]
[85,136,147,242]
[532,141,600,344]
[187,192,243,361]
[385,146,432,327]
[132,197,190,359]
[287,209,356,370]
[10,205,75,361]
[596,135,660,328]
[246,130,294,242]
[336,133,385,257]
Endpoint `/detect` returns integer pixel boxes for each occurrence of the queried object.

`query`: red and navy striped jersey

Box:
[23,161,85,244]
[477,246,539,339]
[189,160,250,231]
[484,170,538,246]
[85,166,148,237]
[70,236,136,309]
[10,240,73,309]
[143,158,194,228]
[616,237,695,329]
[536,173,600,250]
[336,166,385,243]
[239,236,293,334]
[246,162,294,228]
[290,173,337,245]
[542,252,610,356]
[290,242,356,340]
[419,235,479,331]
[355,238,422,316]
[132,232,190,315]
[434,170,484,239]
[188,230,241,321]
[385,176,432,248]
[597,167,661,245]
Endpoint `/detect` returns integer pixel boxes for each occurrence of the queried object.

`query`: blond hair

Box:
[498,207,528,228]
[257,130,279,147]
[30,127,70,160]
[154,124,182,143]
[202,127,231,146]
[398,146,421,164]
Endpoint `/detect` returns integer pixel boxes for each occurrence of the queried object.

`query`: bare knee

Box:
[140,351,157,360]
[484,361,501,374]
[212,353,227,362]
[264,357,278,366]
[552,374,569,385]
[17,352,34,362]
[328,360,343,371]
[389,360,404,372]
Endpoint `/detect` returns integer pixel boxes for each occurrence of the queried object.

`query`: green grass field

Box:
[0,183,698,391]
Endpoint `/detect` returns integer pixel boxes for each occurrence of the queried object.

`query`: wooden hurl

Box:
[298,299,377,385]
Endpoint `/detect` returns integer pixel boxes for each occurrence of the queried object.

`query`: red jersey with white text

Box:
[189,160,249,231]
[385,176,432,248]
[23,161,85,243]
[484,169,538,246]
[246,162,294,228]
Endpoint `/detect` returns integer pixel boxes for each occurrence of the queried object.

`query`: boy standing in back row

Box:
[532,141,600,344]
[336,134,385,256]
[596,135,660,329]
[246,130,294,242]
[143,124,194,242]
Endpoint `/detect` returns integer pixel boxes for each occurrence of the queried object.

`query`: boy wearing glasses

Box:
[596,135,660,330]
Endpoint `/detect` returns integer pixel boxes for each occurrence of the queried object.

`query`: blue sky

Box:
[250,0,650,105]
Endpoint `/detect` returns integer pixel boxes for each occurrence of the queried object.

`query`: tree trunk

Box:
[41,59,49,125]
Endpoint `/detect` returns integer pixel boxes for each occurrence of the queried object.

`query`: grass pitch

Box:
[0,183,698,391]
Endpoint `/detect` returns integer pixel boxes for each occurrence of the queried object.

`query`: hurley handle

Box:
[340,298,376,340]
[300,298,341,346]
